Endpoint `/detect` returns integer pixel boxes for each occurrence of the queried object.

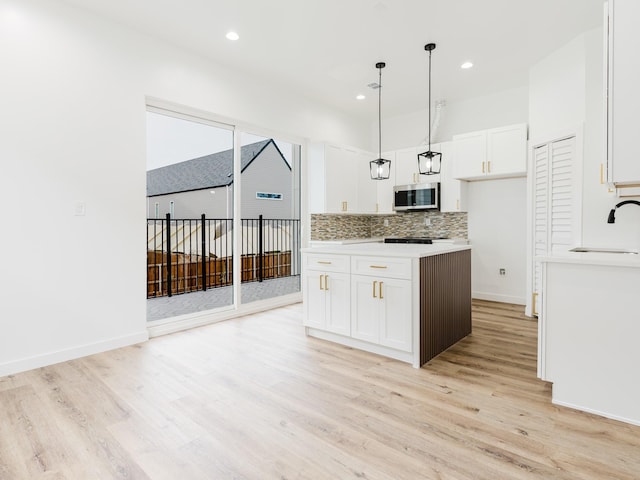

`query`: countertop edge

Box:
[302,243,471,259]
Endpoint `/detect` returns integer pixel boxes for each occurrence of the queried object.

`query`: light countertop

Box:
[538,250,640,268]
[302,242,471,259]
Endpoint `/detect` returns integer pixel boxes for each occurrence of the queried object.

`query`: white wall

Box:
[467,178,528,304]
[0,0,368,376]
[381,86,529,151]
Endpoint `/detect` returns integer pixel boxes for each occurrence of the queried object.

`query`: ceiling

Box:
[62,0,604,119]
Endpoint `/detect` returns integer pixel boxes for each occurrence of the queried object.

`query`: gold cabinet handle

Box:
[487,161,491,173]
[379,281,384,299]
[319,275,324,290]
[482,161,485,173]
[456,199,460,210]
[369,265,388,269]
[325,275,329,291]
[341,201,347,212]
[600,164,605,184]
[372,280,377,298]
[532,292,539,316]
[317,261,332,265]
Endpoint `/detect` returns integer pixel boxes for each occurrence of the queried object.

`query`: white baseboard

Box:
[147,292,302,337]
[472,291,526,305]
[0,330,149,377]
[552,399,640,427]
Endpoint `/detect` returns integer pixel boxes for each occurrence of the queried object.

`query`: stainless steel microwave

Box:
[393,183,440,211]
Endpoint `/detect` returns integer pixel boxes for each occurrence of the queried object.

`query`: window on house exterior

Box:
[154,202,160,219]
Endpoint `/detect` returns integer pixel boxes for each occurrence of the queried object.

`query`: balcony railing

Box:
[147,214,300,298]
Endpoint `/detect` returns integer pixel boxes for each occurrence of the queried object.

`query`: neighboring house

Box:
[147,139,293,219]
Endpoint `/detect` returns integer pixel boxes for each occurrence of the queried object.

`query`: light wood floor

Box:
[1,300,639,479]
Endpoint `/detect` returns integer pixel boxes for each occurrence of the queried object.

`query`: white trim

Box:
[147,293,302,337]
[0,331,149,377]
[472,291,526,305]
[551,398,640,427]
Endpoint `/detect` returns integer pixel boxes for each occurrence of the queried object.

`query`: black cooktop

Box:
[383,237,448,244]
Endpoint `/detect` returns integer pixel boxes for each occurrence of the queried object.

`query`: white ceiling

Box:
[62,0,604,119]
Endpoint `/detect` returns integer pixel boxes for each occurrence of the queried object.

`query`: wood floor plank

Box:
[1,300,639,479]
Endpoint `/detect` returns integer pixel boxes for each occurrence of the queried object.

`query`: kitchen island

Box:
[301,242,472,367]
[538,250,640,425]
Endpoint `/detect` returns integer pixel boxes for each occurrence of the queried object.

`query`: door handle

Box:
[319,275,324,290]
[372,280,377,298]
[325,275,329,291]
[379,282,384,299]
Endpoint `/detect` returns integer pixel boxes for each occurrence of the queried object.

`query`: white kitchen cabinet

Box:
[351,275,412,352]
[356,150,378,214]
[605,0,640,188]
[395,145,442,186]
[302,254,350,336]
[308,143,376,214]
[539,257,640,424]
[351,256,412,352]
[439,141,467,212]
[375,151,396,214]
[452,123,527,181]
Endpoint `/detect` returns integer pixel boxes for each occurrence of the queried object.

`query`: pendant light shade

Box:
[418,43,441,175]
[370,62,391,180]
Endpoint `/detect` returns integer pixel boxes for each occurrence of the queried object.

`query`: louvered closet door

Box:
[532,144,549,316]
[532,135,576,316]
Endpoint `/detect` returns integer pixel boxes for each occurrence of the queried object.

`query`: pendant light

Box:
[370,62,391,180]
[418,43,441,175]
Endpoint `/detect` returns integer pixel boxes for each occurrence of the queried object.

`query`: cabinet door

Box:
[356,150,378,214]
[324,272,351,336]
[486,124,527,177]
[394,147,420,185]
[376,151,396,214]
[439,142,467,212]
[351,276,380,344]
[609,0,640,185]
[303,270,326,329]
[378,278,412,352]
[452,131,487,179]
[325,145,358,213]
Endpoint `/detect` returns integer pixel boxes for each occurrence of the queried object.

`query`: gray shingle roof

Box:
[147,139,279,196]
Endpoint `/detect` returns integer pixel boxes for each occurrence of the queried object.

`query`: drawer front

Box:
[304,253,350,273]
[351,256,412,279]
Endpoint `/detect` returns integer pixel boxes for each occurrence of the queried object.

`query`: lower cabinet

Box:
[303,270,350,336]
[351,275,412,352]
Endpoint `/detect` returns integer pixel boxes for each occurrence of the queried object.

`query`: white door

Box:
[378,278,412,352]
[351,275,380,344]
[324,272,351,336]
[531,135,579,316]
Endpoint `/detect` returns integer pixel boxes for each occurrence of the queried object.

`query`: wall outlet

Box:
[499,268,506,276]
[424,217,431,226]
[383,219,389,227]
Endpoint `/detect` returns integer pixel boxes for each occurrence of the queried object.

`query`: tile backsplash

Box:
[310,212,467,241]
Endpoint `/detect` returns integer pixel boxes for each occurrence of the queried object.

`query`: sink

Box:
[569,247,639,255]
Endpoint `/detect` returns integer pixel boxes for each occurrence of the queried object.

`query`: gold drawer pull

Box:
[325,275,329,291]
[532,292,539,316]
[370,265,388,269]
[379,282,384,299]
[482,161,485,173]
[317,261,332,265]
[487,161,491,173]
[372,280,377,298]
[600,164,605,185]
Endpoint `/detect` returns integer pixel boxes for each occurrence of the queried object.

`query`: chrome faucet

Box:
[607,200,640,223]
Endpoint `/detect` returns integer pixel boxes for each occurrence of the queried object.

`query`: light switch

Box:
[74,201,86,216]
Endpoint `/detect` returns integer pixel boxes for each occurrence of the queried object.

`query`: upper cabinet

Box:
[605,0,640,188]
[452,123,527,181]
[308,143,378,214]
[395,144,442,186]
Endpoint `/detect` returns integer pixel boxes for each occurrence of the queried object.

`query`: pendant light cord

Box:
[378,66,382,158]
[428,48,432,151]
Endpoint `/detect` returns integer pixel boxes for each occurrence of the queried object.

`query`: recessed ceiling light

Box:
[226,31,239,41]
[461,61,473,69]
[356,94,366,100]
